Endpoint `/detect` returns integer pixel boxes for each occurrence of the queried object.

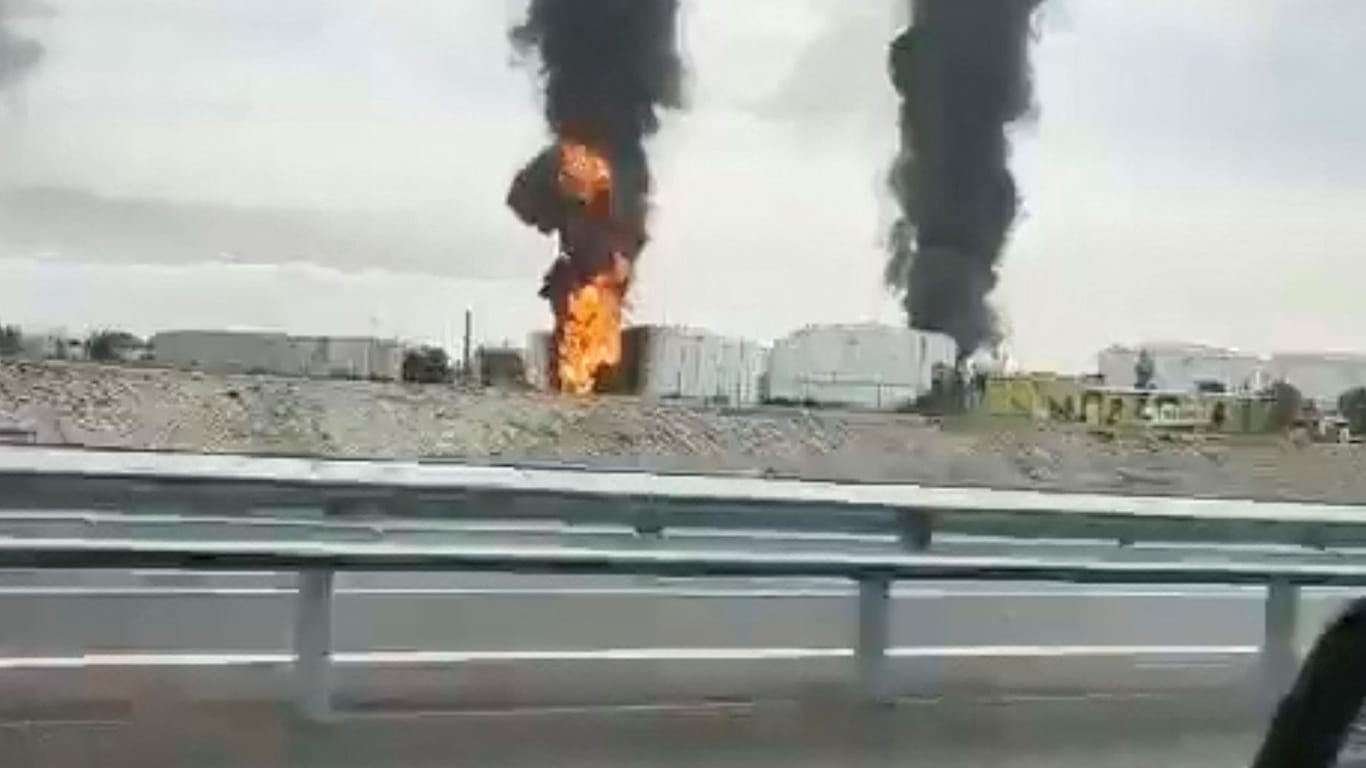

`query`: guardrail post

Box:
[856,575,892,706]
[1261,579,1299,700]
[294,569,335,722]
[897,510,933,551]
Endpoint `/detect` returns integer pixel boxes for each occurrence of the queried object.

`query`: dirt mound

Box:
[3,360,1365,503]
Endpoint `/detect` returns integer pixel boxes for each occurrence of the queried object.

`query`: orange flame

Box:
[558,141,613,207]
[556,252,631,394]
[552,140,630,395]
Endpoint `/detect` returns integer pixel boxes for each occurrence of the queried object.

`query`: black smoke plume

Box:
[506,0,683,297]
[886,0,1040,358]
[0,1,42,92]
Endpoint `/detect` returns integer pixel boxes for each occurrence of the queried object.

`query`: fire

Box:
[549,140,631,394]
[557,141,613,207]
[556,252,631,394]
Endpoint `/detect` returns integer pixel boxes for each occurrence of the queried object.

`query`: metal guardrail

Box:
[0,445,1362,719]
[0,535,1334,720]
[4,446,1366,548]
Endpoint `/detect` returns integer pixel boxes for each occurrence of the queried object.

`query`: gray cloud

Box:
[1,0,1365,370]
[0,185,536,278]
[1033,0,1366,187]
[758,2,892,122]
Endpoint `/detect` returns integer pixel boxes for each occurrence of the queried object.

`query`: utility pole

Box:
[462,309,473,384]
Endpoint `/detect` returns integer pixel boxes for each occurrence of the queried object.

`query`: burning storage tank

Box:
[505,0,683,396]
[525,325,767,405]
[765,324,956,410]
[509,142,639,395]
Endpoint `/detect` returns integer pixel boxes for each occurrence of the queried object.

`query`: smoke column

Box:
[0,0,43,91]
[510,0,681,219]
[886,0,1040,358]
[506,0,682,393]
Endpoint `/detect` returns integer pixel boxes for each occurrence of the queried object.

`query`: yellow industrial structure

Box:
[984,374,1277,434]
[984,373,1086,422]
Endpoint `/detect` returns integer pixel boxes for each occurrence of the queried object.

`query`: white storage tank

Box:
[524,331,554,391]
[151,330,298,375]
[292,336,403,380]
[765,324,957,410]
[1268,352,1366,408]
[1098,342,1264,393]
[615,325,768,405]
[152,331,403,380]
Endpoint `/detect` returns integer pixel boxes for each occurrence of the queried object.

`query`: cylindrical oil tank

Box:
[764,324,957,410]
[524,331,555,391]
[611,325,768,405]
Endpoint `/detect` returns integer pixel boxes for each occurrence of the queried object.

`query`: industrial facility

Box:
[1097,343,1266,393]
[1100,342,1366,410]
[20,322,1358,434]
[976,341,1366,436]
[150,331,403,381]
[984,373,1279,434]
[523,323,955,411]
[526,325,769,406]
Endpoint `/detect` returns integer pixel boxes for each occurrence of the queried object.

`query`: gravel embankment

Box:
[2,359,1365,504]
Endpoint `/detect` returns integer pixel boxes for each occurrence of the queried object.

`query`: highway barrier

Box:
[1,445,1364,719]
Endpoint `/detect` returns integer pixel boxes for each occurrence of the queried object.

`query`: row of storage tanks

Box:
[525,324,958,410]
[150,330,404,381]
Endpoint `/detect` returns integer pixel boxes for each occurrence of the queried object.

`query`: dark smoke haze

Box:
[0,1,42,91]
[505,0,683,297]
[886,0,1041,358]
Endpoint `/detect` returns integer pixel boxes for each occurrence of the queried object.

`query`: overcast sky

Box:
[0,0,1362,371]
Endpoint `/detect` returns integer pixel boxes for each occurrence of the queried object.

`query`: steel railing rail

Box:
[0,534,1344,720]
[3,445,1366,549]
[5,536,1366,585]
[1,508,1361,567]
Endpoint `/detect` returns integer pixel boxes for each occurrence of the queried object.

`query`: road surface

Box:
[1,694,1270,767]
[0,568,1354,710]
[0,540,1340,765]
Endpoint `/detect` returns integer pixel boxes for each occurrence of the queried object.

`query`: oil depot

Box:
[524,323,957,410]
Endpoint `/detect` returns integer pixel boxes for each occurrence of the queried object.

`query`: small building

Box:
[765,324,956,410]
[476,345,528,388]
[19,332,86,361]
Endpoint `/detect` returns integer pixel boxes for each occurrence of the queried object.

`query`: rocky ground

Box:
[2,360,1366,504]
